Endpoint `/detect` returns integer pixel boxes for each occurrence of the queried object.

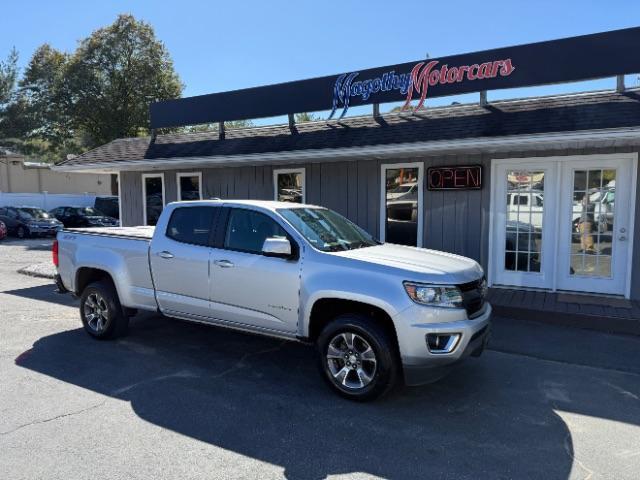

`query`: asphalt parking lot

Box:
[1,238,640,479]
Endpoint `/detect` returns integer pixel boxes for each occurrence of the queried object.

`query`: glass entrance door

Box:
[492,155,635,297]
[492,161,557,289]
[556,158,633,295]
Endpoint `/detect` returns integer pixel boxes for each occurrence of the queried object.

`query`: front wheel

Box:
[16,226,28,239]
[317,314,400,401]
[80,280,129,339]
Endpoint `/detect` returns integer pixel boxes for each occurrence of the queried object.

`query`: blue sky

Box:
[3,0,640,122]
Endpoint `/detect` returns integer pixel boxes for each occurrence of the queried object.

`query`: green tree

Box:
[0,48,18,105]
[64,14,183,147]
[19,44,72,146]
[294,112,319,123]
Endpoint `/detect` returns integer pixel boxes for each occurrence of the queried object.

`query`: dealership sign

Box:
[151,27,640,129]
[330,59,515,118]
[427,165,482,190]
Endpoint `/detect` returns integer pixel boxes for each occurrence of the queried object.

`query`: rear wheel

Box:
[317,314,399,401]
[80,280,129,339]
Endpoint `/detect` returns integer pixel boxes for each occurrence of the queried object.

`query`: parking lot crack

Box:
[0,400,107,437]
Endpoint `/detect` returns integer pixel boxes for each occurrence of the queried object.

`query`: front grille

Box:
[458,277,486,318]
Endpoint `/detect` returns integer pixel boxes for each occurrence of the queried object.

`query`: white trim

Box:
[52,127,640,173]
[626,155,638,298]
[142,173,165,226]
[117,172,123,225]
[380,162,424,248]
[489,153,638,298]
[176,171,203,201]
[273,168,306,203]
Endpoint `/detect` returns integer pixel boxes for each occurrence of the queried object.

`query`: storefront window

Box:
[384,166,421,247]
[274,169,305,203]
[177,172,202,201]
[505,170,544,272]
[143,174,165,226]
[570,169,615,277]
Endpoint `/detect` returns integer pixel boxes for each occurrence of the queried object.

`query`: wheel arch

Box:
[306,296,399,352]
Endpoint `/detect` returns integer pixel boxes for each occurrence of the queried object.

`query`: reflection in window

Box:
[505,170,544,272]
[166,207,216,246]
[178,174,201,201]
[275,170,304,203]
[570,169,615,277]
[225,209,287,254]
[385,167,420,246]
[144,175,164,226]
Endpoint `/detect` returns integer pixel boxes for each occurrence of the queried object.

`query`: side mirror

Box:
[262,237,292,258]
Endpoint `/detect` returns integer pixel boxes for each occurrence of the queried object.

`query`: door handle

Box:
[214,259,234,268]
[158,251,174,259]
[619,236,627,241]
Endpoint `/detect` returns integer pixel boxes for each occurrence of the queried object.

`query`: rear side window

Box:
[224,208,287,254]
[166,207,217,246]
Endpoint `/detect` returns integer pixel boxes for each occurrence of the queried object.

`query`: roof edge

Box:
[52,126,640,173]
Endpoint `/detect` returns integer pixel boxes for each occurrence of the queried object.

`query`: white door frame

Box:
[142,173,166,226]
[380,162,424,247]
[489,153,637,298]
[176,171,203,201]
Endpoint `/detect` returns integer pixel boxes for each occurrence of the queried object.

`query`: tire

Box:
[16,226,28,239]
[317,314,400,401]
[79,280,129,340]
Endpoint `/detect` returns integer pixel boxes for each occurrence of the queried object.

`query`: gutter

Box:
[52,127,640,173]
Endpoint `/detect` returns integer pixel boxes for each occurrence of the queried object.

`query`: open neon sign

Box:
[427,165,483,190]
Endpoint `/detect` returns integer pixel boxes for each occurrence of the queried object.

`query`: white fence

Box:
[0,192,97,211]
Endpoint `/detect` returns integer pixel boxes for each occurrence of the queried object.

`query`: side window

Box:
[535,195,543,207]
[515,195,528,206]
[7,208,17,219]
[224,209,287,254]
[0,208,5,216]
[166,207,217,247]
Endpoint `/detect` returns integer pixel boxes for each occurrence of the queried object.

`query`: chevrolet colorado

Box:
[54,200,491,400]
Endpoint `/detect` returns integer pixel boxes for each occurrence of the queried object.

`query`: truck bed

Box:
[64,225,155,240]
[57,226,158,312]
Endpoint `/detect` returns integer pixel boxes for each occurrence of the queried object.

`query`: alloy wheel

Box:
[326,332,377,389]
[83,293,110,333]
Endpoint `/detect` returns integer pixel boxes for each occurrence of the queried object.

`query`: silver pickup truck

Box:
[54,200,491,401]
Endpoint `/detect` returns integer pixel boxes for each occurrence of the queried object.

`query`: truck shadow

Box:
[14,313,637,479]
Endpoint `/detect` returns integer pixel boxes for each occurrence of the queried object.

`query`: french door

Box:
[491,154,636,297]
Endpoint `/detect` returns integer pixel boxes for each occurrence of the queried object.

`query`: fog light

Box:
[426,333,460,353]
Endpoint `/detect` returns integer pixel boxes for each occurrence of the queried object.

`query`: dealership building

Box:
[55,27,640,306]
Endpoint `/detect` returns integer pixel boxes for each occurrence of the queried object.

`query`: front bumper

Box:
[393,303,492,386]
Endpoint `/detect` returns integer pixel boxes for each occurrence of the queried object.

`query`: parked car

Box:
[54,200,491,401]
[0,220,6,240]
[94,196,119,219]
[0,206,63,238]
[49,206,119,228]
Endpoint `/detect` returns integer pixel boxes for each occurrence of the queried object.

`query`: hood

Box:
[333,243,483,284]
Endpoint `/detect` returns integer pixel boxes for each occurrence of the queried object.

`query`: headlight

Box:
[403,282,464,308]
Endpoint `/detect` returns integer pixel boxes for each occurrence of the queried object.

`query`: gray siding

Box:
[118,145,640,299]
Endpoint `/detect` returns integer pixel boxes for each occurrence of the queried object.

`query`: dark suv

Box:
[0,206,63,238]
[49,206,119,228]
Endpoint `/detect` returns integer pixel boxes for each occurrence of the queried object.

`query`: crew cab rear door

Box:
[149,205,220,318]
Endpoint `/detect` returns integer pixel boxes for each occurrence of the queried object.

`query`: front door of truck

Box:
[150,206,220,318]
[208,207,300,333]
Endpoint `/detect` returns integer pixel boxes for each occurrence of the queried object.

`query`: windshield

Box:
[18,208,50,220]
[75,207,103,216]
[278,207,379,252]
